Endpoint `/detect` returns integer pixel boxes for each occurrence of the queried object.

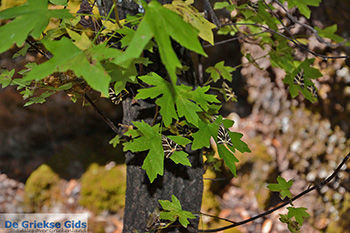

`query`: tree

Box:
[0,0,349,232]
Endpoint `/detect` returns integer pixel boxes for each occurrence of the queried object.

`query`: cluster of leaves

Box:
[0,0,346,231]
[213,0,348,103]
[0,0,251,185]
[268,176,310,232]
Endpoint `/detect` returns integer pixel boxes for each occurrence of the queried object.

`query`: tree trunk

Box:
[97,1,204,232]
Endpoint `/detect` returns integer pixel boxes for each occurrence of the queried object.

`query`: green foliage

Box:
[205,61,236,82]
[267,176,293,199]
[279,207,310,233]
[80,163,126,213]
[0,69,15,88]
[115,0,206,84]
[136,73,219,127]
[283,58,322,102]
[159,195,196,227]
[23,38,121,96]
[49,0,68,6]
[192,116,250,176]
[315,25,344,43]
[287,207,310,225]
[0,0,71,53]
[164,0,216,45]
[123,121,194,182]
[109,135,121,148]
[281,0,321,18]
[123,121,164,183]
[0,0,341,230]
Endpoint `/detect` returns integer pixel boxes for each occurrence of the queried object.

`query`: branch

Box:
[203,0,221,27]
[84,93,119,134]
[198,152,350,232]
[222,22,350,59]
[26,39,52,59]
[25,39,119,135]
[272,0,326,44]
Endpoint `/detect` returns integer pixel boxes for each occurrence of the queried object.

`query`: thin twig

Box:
[203,0,221,27]
[25,39,52,59]
[223,22,350,59]
[198,152,350,232]
[84,93,119,134]
[25,38,119,135]
[272,0,325,44]
[197,212,236,224]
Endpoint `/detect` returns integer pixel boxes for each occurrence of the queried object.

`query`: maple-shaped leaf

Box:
[267,176,293,199]
[136,73,218,127]
[136,73,178,126]
[23,38,121,96]
[283,58,322,103]
[206,61,236,82]
[164,0,216,45]
[315,25,345,43]
[123,121,164,183]
[287,207,310,225]
[159,195,196,227]
[281,0,321,18]
[228,131,251,153]
[0,0,72,53]
[191,117,221,150]
[109,135,121,148]
[192,116,249,176]
[114,0,206,84]
[279,214,301,233]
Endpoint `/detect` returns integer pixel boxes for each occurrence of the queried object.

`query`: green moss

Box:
[79,163,126,214]
[24,164,61,211]
[327,193,350,233]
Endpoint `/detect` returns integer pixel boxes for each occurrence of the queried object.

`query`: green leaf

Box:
[136,73,177,126]
[170,151,191,166]
[23,38,120,96]
[217,144,239,176]
[287,207,310,225]
[191,118,221,150]
[164,0,216,45]
[123,121,163,183]
[167,136,191,146]
[217,25,237,36]
[228,131,251,153]
[49,0,67,6]
[205,61,235,82]
[283,59,322,102]
[279,214,301,233]
[282,0,321,18]
[159,195,196,227]
[115,0,206,84]
[24,90,55,106]
[267,176,293,199]
[12,43,30,58]
[214,2,229,10]
[315,25,344,43]
[56,82,72,91]
[0,0,72,53]
[136,73,218,127]
[109,135,121,148]
[0,69,15,88]
[66,29,92,50]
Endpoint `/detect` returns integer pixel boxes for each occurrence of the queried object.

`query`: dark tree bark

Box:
[97,1,204,232]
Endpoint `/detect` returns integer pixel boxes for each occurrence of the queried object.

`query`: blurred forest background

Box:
[0,0,349,232]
